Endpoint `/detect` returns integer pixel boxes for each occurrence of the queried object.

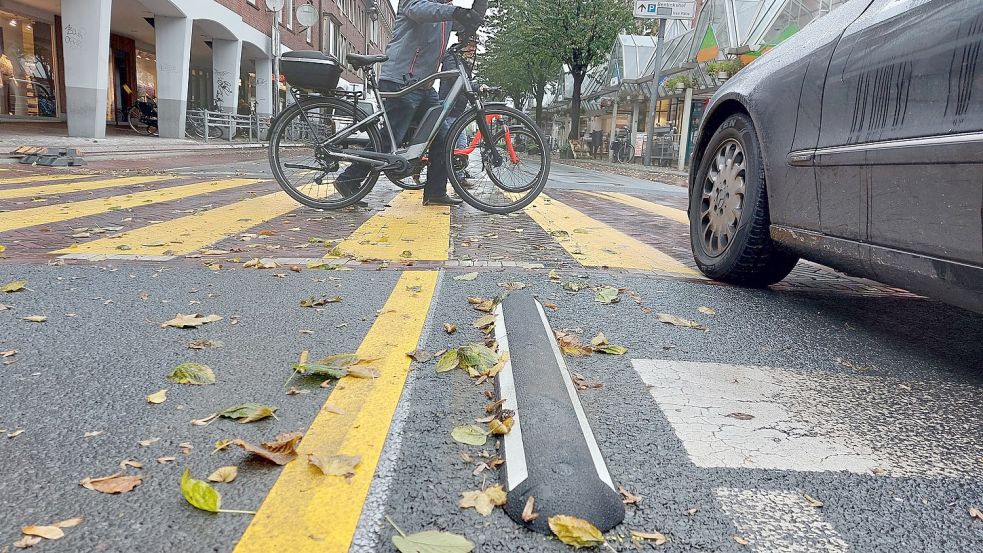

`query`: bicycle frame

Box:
[301,48,503,170]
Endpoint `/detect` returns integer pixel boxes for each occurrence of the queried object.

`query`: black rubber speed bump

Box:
[493,293,624,534]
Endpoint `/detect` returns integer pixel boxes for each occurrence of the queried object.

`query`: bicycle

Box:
[128,97,159,136]
[267,41,551,214]
[612,136,634,163]
[185,97,225,140]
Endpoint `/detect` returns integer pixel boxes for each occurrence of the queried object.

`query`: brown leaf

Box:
[13,535,41,548]
[460,484,507,516]
[157,456,176,464]
[139,437,160,447]
[572,372,603,390]
[618,485,641,505]
[80,473,143,494]
[83,431,103,438]
[734,535,750,545]
[53,518,83,529]
[207,466,238,483]
[407,349,434,363]
[444,323,457,334]
[161,313,222,328]
[630,530,668,545]
[347,366,380,379]
[324,402,346,415]
[544,302,558,310]
[656,313,707,331]
[119,459,143,469]
[725,412,755,421]
[485,399,507,414]
[308,453,361,477]
[7,429,24,438]
[473,314,496,330]
[489,417,514,436]
[20,525,65,540]
[969,507,983,522]
[191,413,219,426]
[521,496,539,522]
[804,494,824,508]
[232,432,302,465]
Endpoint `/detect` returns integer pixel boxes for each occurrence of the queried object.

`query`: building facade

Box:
[0,0,395,138]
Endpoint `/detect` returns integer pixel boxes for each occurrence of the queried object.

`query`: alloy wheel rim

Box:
[699,138,747,257]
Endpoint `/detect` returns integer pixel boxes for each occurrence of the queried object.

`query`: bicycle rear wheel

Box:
[128,106,148,134]
[445,105,550,214]
[617,143,634,163]
[268,96,383,210]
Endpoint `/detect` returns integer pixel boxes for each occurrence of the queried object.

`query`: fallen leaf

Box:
[630,530,668,545]
[83,431,103,438]
[589,332,627,355]
[21,315,46,323]
[53,518,83,528]
[488,417,514,436]
[13,536,41,548]
[572,372,603,390]
[555,330,593,357]
[157,456,176,464]
[443,323,457,334]
[286,386,309,396]
[499,281,527,290]
[294,363,348,379]
[300,295,343,307]
[146,389,168,404]
[451,424,488,446]
[734,535,750,545]
[804,494,823,508]
[2,279,27,293]
[347,366,380,379]
[212,439,233,453]
[544,302,558,310]
[181,468,220,512]
[970,507,983,522]
[459,484,507,516]
[725,412,755,421]
[208,466,238,483]
[1,350,15,357]
[232,432,302,465]
[521,496,539,522]
[656,313,707,330]
[487,351,510,377]
[219,403,277,423]
[453,272,479,281]
[162,313,223,328]
[391,529,474,553]
[308,453,361,477]
[7,429,24,438]
[179,442,193,455]
[548,270,560,280]
[686,507,699,516]
[618,485,641,505]
[20,525,64,540]
[167,363,216,385]
[548,515,605,548]
[594,286,620,304]
[407,349,434,363]
[187,339,224,350]
[561,281,586,292]
[473,314,496,330]
[698,306,716,316]
[435,349,461,373]
[80,473,143,494]
[119,459,143,469]
[139,437,160,446]
[400,250,413,258]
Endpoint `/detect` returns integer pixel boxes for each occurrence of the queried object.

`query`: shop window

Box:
[0,11,57,118]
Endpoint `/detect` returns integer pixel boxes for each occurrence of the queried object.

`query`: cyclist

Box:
[335,0,484,207]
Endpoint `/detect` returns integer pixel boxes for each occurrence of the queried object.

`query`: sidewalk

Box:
[556,158,689,188]
[0,121,264,163]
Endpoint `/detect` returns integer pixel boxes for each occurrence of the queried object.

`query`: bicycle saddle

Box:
[347,53,388,68]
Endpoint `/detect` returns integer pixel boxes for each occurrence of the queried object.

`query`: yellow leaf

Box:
[13,535,41,548]
[20,525,64,540]
[2,279,26,293]
[146,389,168,404]
[548,515,605,548]
[53,518,83,529]
[459,485,507,516]
[207,466,238,483]
[489,417,514,436]
[630,530,667,545]
[308,453,361,477]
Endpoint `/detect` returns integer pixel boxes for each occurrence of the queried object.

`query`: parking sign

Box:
[634,1,695,19]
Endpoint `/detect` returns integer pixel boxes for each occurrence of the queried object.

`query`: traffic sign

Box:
[634,1,695,20]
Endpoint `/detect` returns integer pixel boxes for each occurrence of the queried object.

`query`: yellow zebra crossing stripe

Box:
[0,175,175,200]
[578,190,689,224]
[0,178,262,233]
[0,173,91,186]
[522,193,699,275]
[328,189,450,261]
[54,191,300,256]
[234,270,439,553]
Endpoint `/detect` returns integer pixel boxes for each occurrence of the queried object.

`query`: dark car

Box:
[688,0,982,313]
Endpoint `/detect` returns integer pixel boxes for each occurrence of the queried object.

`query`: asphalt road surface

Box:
[0,153,980,552]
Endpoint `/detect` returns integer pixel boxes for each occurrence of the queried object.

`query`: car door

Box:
[817,0,983,274]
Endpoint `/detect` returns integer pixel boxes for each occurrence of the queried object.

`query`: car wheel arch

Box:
[690,98,753,194]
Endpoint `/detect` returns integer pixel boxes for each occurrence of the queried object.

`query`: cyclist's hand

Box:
[453,8,484,31]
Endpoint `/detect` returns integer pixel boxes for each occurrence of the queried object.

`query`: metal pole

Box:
[643,20,666,167]
[607,97,619,163]
[272,9,281,115]
[677,86,694,170]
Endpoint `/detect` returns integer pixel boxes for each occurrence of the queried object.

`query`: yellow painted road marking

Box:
[0,178,261,233]
[53,191,300,255]
[234,270,439,553]
[328,189,450,261]
[0,175,175,200]
[523,193,699,275]
[578,190,689,224]
[0,173,91,186]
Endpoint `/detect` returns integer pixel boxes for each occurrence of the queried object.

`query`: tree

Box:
[529,0,634,139]
[481,0,562,126]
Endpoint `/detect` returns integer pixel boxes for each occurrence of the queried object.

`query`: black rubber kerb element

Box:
[494,292,625,534]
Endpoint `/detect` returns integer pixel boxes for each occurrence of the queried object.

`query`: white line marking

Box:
[716,487,850,553]
[494,303,528,490]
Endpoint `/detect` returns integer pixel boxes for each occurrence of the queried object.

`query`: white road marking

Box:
[632,359,983,477]
[494,302,529,490]
[716,487,850,553]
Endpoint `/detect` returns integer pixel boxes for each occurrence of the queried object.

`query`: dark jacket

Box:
[380,0,457,86]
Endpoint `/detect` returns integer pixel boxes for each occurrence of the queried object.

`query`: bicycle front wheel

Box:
[445,105,550,214]
[128,106,147,134]
[269,96,383,210]
[618,143,634,163]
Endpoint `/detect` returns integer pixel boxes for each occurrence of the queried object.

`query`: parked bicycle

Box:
[611,131,634,163]
[267,41,550,214]
[127,97,158,136]
[185,97,225,140]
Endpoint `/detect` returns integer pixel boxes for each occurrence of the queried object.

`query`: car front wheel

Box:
[689,113,798,286]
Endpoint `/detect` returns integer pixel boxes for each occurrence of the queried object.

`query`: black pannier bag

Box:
[281,51,342,92]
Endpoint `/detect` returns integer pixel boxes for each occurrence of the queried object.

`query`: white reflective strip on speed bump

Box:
[493,303,528,490]
[534,301,615,490]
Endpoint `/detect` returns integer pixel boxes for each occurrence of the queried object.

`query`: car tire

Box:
[689,113,798,287]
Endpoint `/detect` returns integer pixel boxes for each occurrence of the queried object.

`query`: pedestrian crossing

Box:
[0,171,701,274]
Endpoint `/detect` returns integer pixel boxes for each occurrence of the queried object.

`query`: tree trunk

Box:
[535,84,546,127]
[568,69,586,140]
